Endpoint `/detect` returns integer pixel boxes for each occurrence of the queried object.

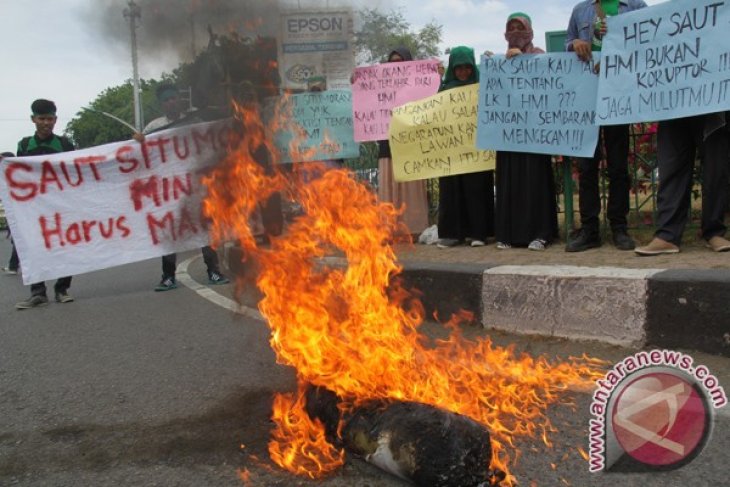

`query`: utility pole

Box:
[189,1,196,60]
[123,0,143,131]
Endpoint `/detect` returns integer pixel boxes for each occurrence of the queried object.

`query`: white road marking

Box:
[177,255,263,322]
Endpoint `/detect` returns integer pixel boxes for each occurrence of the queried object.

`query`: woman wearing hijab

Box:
[494,13,558,250]
[436,46,495,248]
[377,47,430,239]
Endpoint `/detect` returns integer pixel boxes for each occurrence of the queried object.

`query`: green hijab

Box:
[440,46,479,91]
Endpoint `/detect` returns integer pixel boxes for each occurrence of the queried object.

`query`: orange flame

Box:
[268,386,345,477]
[577,446,590,461]
[203,101,604,485]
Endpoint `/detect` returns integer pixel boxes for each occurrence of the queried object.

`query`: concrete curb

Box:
[482,265,663,348]
[225,247,730,357]
[395,261,493,323]
[394,262,730,356]
[479,265,728,356]
[646,269,730,356]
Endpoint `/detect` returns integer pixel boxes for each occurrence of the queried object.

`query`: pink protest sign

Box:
[352,59,441,142]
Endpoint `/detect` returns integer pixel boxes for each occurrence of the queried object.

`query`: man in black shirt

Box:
[15,99,76,309]
[134,83,230,291]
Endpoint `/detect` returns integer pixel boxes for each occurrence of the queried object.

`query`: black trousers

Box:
[437,171,495,241]
[654,116,729,245]
[31,277,72,297]
[8,238,19,271]
[162,246,220,279]
[578,124,631,234]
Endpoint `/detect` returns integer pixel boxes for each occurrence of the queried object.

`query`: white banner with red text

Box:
[0,120,232,285]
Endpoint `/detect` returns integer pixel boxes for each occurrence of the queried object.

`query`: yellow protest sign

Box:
[389,84,495,182]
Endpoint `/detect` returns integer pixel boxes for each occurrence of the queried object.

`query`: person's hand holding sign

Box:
[572,39,593,62]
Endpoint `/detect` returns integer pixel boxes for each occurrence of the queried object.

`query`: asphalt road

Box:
[1,237,728,486]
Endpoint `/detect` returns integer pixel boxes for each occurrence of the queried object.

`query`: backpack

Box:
[18,135,74,156]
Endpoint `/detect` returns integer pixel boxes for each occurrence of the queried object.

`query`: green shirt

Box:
[602,0,620,16]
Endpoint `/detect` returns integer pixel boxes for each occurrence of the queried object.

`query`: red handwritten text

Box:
[39,212,131,250]
[116,124,233,174]
[146,207,203,245]
[129,173,194,211]
[5,156,105,202]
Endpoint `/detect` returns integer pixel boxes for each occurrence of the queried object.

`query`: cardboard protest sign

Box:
[389,84,495,182]
[263,90,359,163]
[477,53,600,157]
[597,0,730,124]
[0,120,231,284]
[352,59,441,142]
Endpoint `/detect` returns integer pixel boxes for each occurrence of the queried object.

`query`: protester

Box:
[436,46,494,248]
[234,80,284,245]
[635,112,730,255]
[376,47,430,239]
[494,13,558,251]
[1,152,20,275]
[564,0,647,252]
[14,100,75,309]
[2,234,19,275]
[136,83,230,291]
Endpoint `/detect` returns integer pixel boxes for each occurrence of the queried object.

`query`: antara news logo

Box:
[588,349,727,473]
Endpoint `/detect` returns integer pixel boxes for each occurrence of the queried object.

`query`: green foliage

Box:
[64,78,171,149]
[344,142,379,171]
[354,8,443,64]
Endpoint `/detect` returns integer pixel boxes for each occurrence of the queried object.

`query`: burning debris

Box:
[305,385,505,487]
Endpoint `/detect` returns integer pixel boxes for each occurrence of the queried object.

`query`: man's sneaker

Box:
[565,229,601,252]
[55,291,74,303]
[16,295,49,309]
[1,267,18,275]
[634,237,680,256]
[154,276,178,292]
[706,235,730,252]
[470,239,486,247]
[612,230,636,251]
[208,271,230,285]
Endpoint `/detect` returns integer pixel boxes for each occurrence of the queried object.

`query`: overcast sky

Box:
[0,0,664,152]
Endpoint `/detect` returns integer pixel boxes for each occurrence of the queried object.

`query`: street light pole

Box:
[123,0,143,131]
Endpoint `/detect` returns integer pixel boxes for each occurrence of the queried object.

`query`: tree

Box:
[65,79,166,149]
[354,8,443,65]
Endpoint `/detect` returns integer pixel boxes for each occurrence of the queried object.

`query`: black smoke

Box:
[87,0,282,63]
